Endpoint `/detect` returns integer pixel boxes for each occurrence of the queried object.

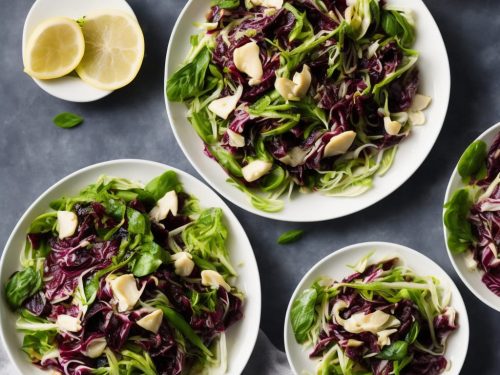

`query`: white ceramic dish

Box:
[164,0,450,222]
[22,0,137,102]
[443,122,500,312]
[284,242,469,375]
[0,159,261,375]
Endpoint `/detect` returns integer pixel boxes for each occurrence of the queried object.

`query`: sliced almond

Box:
[57,211,78,239]
[136,309,163,334]
[242,160,273,182]
[233,42,263,86]
[172,252,195,277]
[201,270,231,291]
[208,85,243,119]
[410,94,432,111]
[409,110,426,125]
[149,190,178,222]
[384,117,402,135]
[292,65,312,97]
[323,131,356,158]
[227,129,246,148]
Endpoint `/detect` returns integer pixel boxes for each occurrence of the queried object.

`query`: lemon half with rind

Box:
[76,10,145,91]
[23,17,85,80]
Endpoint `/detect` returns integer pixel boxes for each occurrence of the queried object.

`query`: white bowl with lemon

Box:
[22,0,145,102]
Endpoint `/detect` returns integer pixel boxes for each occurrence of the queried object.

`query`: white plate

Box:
[164,0,450,222]
[284,242,469,375]
[22,0,137,102]
[443,122,500,312]
[0,159,261,375]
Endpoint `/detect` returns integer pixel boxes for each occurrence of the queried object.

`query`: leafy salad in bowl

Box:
[3,170,245,375]
[284,243,468,375]
[443,124,500,310]
[166,0,432,213]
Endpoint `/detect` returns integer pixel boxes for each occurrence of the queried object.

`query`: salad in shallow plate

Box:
[443,123,500,311]
[284,242,468,375]
[0,160,260,375]
[165,0,449,221]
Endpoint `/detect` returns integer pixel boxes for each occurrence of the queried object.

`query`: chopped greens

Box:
[4,171,244,374]
[291,255,457,375]
[444,131,500,296]
[167,0,429,212]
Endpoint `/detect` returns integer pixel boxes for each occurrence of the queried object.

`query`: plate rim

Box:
[164,0,451,222]
[0,158,261,375]
[21,0,137,102]
[442,122,500,312]
[283,241,470,375]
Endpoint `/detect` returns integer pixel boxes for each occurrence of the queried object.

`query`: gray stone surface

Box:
[0,0,499,374]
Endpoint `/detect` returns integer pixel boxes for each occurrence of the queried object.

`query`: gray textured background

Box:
[1,0,499,373]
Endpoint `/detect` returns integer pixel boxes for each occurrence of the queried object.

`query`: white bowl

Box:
[0,159,261,375]
[284,242,469,375]
[22,0,137,102]
[164,0,450,222]
[443,122,500,312]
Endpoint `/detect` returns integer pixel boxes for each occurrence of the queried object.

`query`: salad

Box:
[291,255,457,375]
[4,171,243,374]
[167,0,431,212]
[444,131,500,296]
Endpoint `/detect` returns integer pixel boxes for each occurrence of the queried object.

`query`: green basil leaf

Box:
[28,212,57,234]
[53,112,84,129]
[166,46,211,101]
[377,340,408,360]
[457,140,487,181]
[102,198,126,220]
[145,170,182,202]
[126,208,148,235]
[131,242,168,277]
[291,288,317,343]
[443,188,474,253]
[5,267,41,309]
[278,229,304,245]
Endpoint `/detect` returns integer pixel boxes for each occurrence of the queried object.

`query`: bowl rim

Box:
[442,122,500,312]
[164,0,451,222]
[283,241,470,375]
[0,159,261,375]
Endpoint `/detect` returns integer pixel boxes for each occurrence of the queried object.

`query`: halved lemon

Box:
[76,11,145,91]
[23,17,85,80]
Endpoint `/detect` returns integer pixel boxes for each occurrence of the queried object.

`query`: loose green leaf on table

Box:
[278,229,304,245]
[53,112,84,129]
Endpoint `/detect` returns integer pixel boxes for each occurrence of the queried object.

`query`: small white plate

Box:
[0,159,261,375]
[22,0,137,102]
[443,122,500,312]
[164,0,450,222]
[284,242,469,375]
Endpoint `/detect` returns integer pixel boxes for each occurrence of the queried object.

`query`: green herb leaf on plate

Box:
[291,288,317,343]
[457,140,487,182]
[53,112,84,129]
[376,340,409,361]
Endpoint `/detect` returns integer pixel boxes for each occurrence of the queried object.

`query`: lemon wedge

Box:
[23,17,85,80]
[76,11,145,91]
